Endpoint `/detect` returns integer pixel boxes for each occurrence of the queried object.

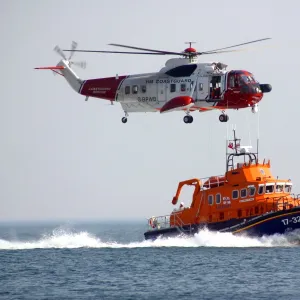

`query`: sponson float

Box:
[144,130,300,240]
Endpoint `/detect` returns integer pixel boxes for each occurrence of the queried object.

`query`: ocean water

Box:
[1,221,300,300]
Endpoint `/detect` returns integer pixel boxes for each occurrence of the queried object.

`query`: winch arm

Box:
[172,178,201,205]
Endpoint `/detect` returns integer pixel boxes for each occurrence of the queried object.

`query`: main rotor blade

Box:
[108,43,183,55]
[198,48,247,55]
[62,49,170,55]
[200,37,271,53]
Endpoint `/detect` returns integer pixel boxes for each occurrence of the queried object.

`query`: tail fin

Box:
[34,41,86,93]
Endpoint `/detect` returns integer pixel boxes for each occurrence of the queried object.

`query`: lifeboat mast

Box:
[225,129,259,173]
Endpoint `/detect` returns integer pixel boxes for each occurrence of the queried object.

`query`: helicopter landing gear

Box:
[121,112,128,123]
[219,113,229,122]
[183,115,193,124]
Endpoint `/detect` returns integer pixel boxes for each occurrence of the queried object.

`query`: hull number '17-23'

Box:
[281,216,300,226]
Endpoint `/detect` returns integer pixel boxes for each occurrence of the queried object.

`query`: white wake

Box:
[0,228,299,250]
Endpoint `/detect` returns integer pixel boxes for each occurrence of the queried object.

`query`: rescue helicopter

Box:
[35,38,272,124]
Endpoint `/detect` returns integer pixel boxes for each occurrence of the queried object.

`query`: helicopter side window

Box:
[181,84,186,92]
[125,86,130,95]
[132,85,138,94]
[170,84,176,93]
[199,83,203,91]
[141,85,146,93]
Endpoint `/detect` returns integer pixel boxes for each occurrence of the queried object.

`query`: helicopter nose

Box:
[259,84,272,93]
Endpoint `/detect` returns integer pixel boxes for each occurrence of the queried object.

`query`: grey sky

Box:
[1,0,299,221]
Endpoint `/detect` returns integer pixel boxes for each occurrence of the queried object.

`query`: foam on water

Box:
[0,227,299,250]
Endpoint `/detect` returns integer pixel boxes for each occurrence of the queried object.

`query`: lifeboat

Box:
[144,130,300,241]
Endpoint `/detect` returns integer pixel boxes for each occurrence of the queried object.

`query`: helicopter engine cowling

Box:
[160,96,194,113]
[259,84,272,93]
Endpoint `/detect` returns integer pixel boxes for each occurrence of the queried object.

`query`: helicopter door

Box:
[157,81,167,103]
[196,77,209,101]
[116,83,124,102]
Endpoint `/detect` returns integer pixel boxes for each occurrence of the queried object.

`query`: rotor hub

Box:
[184,47,197,54]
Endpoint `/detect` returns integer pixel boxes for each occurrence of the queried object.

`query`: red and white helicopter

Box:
[35,38,272,124]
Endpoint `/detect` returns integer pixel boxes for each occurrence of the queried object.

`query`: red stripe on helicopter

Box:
[80,76,127,101]
[160,96,194,113]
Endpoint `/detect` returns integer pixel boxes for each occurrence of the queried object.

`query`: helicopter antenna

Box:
[185,41,196,48]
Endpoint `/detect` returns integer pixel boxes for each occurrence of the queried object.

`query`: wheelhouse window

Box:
[241,188,247,198]
[208,195,214,205]
[248,186,256,197]
[170,84,176,93]
[216,194,221,204]
[199,83,203,91]
[232,190,239,199]
[285,184,292,193]
[276,183,284,193]
[258,185,265,195]
[132,85,138,94]
[141,85,146,93]
[125,86,130,95]
[181,84,186,92]
[265,184,274,194]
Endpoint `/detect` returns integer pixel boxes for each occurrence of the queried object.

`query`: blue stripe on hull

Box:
[144,208,300,240]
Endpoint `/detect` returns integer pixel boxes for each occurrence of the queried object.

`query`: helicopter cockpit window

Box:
[132,85,138,94]
[141,85,146,93]
[170,84,176,93]
[181,84,186,92]
[229,76,235,88]
[125,86,130,95]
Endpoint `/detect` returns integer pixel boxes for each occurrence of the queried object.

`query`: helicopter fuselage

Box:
[79,58,271,123]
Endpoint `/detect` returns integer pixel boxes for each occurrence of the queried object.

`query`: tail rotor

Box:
[53,41,87,71]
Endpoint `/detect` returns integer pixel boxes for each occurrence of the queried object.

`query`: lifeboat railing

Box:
[200,175,226,189]
[146,211,192,231]
[263,195,300,213]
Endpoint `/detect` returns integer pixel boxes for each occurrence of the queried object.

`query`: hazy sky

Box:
[1,0,299,222]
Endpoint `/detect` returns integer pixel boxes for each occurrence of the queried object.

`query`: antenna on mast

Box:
[184,41,196,48]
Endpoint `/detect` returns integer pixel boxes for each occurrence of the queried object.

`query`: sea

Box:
[1,220,300,300]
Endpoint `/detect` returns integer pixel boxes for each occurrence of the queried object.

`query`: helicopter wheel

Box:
[219,114,229,122]
[121,117,127,123]
[183,115,193,124]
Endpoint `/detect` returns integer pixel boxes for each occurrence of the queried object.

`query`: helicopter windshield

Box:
[239,74,257,85]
